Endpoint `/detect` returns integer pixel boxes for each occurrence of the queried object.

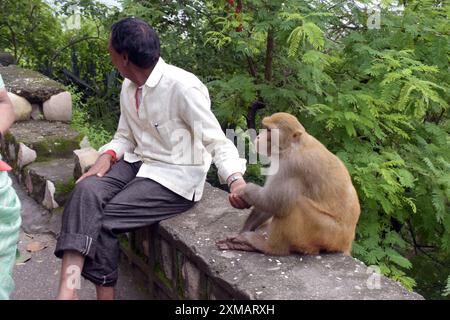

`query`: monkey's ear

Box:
[292,130,302,141]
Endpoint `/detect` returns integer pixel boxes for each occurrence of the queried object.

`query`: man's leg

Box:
[54,160,141,299]
[81,177,196,299]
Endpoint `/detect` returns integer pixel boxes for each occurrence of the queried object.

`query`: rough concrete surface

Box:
[0,65,64,103]
[6,120,82,160]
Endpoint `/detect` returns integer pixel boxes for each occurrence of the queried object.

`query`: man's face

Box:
[108,35,128,78]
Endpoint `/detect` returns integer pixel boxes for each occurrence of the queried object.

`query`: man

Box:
[0,73,21,300]
[55,17,249,300]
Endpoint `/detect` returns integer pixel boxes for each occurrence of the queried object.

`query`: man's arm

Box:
[77,96,137,183]
[98,97,137,160]
[179,84,250,208]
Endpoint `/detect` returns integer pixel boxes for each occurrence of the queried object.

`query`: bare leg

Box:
[96,286,115,300]
[56,250,84,300]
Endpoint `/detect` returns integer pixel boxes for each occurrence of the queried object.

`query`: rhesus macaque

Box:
[217,112,360,256]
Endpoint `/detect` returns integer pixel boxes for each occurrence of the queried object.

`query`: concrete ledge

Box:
[121,183,423,300]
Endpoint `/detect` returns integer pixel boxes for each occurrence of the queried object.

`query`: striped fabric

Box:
[0,154,21,300]
[0,74,4,89]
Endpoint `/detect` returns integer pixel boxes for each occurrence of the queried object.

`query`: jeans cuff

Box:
[54,232,96,260]
[82,267,118,287]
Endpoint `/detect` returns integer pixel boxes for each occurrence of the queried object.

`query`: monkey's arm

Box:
[238,182,287,215]
[241,208,273,232]
[237,182,264,206]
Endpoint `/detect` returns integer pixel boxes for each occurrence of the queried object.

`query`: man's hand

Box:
[76,153,113,183]
[228,178,251,209]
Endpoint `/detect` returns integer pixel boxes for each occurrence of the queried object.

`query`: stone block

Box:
[17,143,37,168]
[7,92,32,121]
[0,65,64,103]
[4,120,83,161]
[43,91,72,122]
[182,260,202,299]
[73,147,99,180]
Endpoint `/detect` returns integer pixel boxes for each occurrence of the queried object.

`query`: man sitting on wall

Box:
[54,17,250,300]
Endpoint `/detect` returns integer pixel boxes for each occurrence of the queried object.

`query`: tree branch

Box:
[264,27,274,82]
[246,54,257,78]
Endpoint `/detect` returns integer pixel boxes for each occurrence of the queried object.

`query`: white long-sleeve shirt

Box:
[98,58,247,201]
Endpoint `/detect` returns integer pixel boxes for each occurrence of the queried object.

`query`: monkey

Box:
[216,112,360,256]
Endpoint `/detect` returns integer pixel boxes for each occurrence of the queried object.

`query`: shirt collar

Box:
[145,57,165,88]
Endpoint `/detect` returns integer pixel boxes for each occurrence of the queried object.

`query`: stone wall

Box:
[0,65,72,122]
[120,183,423,300]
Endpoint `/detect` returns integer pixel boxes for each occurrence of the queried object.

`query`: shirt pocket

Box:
[153,119,188,149]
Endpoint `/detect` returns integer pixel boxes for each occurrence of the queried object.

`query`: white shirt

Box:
[98,58,247,201]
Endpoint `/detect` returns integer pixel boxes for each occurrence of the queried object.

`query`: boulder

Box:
[3,121,83,163]
[17,143,37,169]
[79,136,91,149]
[7,92,32,121]
[23,158,75,207]
[0,65,65,103]
[43,91,72,122]
[73,147,100,180]
[42,180,59,210]
[0,52,15,66]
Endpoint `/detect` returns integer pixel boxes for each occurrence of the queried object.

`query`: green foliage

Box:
[444,276,450,297]
[0,0,63,67]
[68,86,114,149]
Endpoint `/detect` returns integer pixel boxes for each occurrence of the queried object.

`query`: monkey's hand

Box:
[237,182,261,206]
[216,232,259,252]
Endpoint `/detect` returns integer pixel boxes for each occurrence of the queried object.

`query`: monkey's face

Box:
[256,113,305,156]
[255,127,275,157]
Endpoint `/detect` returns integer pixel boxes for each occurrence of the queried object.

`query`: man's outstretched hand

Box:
[76,153,113,183]
[228,179,251,209]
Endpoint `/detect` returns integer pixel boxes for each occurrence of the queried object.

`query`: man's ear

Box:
[122,53,129,66]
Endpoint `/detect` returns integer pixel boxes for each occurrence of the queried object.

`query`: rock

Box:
[31,104,44,120]
[7,92,32,121]
[0,65,65,103]
[43,91,72,122]
[73,147,100,180]
[23,158,75,207]
[42,180,59,210]
[0,52,15,66]
[79,136,91,149]
[17,143,37,168]
[3,120,83,162]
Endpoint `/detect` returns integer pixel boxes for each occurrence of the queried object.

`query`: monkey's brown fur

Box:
[217,112,361,256]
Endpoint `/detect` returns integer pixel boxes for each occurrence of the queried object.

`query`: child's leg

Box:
[0,171,22,300]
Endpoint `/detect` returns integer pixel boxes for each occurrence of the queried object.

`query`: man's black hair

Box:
[111,17,160,69]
